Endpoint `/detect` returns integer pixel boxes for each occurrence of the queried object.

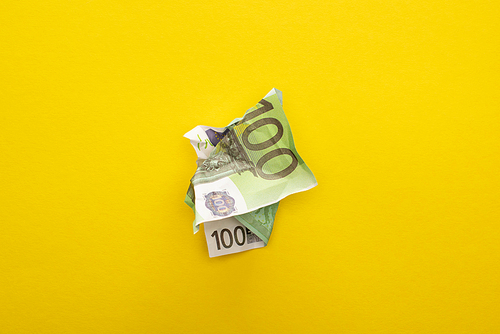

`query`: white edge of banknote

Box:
[193,180,318,231]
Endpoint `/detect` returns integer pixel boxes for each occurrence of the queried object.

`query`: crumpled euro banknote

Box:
[184,88,317,257]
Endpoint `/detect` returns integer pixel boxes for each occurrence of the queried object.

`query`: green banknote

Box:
[184,88,317,251]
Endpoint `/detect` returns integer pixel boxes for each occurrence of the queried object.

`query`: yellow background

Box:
[1,1,499,333]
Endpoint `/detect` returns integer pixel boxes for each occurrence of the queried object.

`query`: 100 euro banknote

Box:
[184,88,317,256]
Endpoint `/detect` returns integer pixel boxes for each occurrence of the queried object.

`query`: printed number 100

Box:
[211,226,246,250]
